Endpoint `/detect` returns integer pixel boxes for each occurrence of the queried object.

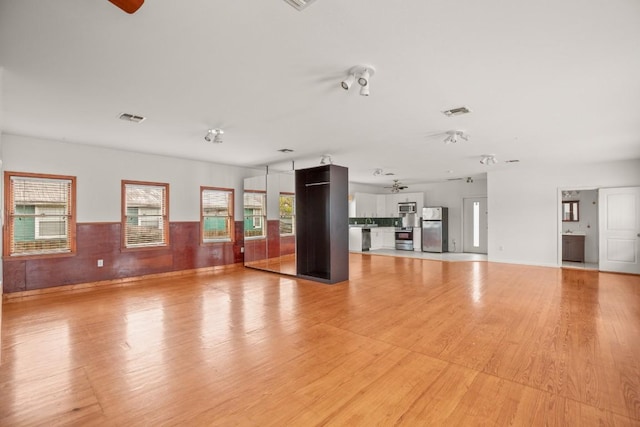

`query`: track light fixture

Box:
[340,65,375,96]
[205,128,224,143]
[480,154,497,165]
[443,130,469,144]
[358,68,371,87]
[320,154,333,165]
[341,73,356,90]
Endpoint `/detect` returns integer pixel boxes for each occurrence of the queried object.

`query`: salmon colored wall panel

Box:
[267,220,281,259]
[280,235,296,256]
[3,260,27,293]
[3,221,243,293]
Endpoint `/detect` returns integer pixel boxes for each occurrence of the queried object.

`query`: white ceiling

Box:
[1,0,639,188]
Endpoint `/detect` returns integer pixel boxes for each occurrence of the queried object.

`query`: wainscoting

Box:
[2,221,244,293]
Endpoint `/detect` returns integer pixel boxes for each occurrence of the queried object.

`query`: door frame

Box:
[556,186,599,269]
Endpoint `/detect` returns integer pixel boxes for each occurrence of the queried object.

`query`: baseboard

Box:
[2,263,244,303]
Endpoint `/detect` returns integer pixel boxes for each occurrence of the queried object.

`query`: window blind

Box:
[9,176,73,255]
[124,183,168,247]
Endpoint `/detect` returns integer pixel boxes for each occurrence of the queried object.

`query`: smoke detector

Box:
[283,0,317,11]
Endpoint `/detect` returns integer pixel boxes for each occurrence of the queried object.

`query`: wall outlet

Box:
[97,259,104,267]
[498,246,504,251]
[240,247,244,253]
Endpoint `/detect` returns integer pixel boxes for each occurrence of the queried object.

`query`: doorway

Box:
[559,188,599,270]
[463,197,488,254]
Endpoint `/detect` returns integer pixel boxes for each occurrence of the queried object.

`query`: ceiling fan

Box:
[384,180,408,193]
[108,0,144,14]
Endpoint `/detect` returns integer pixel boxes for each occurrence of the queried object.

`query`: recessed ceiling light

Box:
[278,148,294,153]
[442,106,472,117]
[118,112,146,123]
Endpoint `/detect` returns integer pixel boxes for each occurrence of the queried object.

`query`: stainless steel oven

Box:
[395,228,414,251]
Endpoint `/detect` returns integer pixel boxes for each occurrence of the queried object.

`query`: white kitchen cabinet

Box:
[376,195,386,217]
[384,194,400,217]
[349,227,363,251]
[355,192,378,217]
[380,227,396,249]
[383,192,425,218]
[370,228,383,250]
[356,192,426,219]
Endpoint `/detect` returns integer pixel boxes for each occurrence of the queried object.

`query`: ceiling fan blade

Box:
[108,0,144,14]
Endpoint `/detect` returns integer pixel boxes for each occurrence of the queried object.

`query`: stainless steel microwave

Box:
[398,202,417,214]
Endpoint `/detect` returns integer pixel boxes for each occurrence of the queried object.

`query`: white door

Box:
[599,187,640,274]
[463,197,488,253]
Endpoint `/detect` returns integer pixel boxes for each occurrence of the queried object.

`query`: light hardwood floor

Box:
[1,254,639,426]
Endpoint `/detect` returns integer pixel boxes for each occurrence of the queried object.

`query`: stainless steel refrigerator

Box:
[422,207,448,252]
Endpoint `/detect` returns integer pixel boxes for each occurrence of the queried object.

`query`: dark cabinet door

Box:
[562,235,585,262]
[296,165,349,284]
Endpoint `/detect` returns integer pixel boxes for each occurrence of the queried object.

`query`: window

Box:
[4,172,76,257]
[243,191,266,238]
[473,201,480,248]
[122,181,169,248]
[562,200,579,222]
[279,193,295,235]
[201,187,234,243]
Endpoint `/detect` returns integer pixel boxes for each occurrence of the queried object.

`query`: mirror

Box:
[243,171,296,276]
[562,200,579,222]
[243,175,267,269]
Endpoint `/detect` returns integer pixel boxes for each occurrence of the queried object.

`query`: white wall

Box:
[488,160,640,267]
[411,178,488,252]
[348,182,381,195]
[1,134,262,223]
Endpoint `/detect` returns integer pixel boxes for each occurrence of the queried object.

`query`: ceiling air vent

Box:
[118,112,146,123]
[442,106,472,117]
[283,0,317,11]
